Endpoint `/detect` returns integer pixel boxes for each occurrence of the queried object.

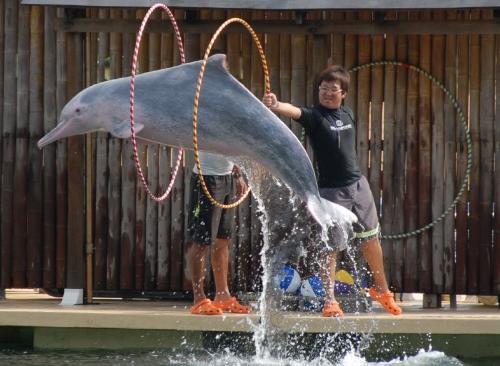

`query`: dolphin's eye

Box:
[76,108,80,113]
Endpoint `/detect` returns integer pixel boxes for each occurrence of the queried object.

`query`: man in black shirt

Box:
[263,65,402,317]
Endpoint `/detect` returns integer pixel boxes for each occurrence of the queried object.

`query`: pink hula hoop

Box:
[129,3,185,202]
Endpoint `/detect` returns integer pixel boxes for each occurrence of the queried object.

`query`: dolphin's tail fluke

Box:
[307,195,358,227]
[306,195,358,246]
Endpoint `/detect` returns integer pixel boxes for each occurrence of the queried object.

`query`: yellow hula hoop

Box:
[192,18,270,209]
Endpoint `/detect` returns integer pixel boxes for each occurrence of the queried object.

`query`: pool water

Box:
[0,348,494,366]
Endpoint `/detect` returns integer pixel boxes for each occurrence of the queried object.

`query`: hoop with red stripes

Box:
[129,3,185,202]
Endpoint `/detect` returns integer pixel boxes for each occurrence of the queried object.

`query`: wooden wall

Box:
[1,2,499,296]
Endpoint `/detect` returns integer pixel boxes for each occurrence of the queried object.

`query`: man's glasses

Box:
[319,86,343,94]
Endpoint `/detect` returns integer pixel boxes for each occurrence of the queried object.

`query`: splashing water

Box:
[226,161,470,366]
[0,347,468,365]
[237,159,363,362]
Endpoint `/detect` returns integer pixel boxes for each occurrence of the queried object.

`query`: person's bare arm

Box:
[232,165,247,196]
[262,93,302,120]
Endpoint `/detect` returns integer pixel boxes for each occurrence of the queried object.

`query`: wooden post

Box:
[443,10,457,294]
[454,10,470,294]
[307,10,325,107]
[290,32,307,140]
[43,6,57,290]
[430,10,445,294]
[198,9,211,53]
[468,9,481,294]
[183,31,199,291]
[418,11,432,294]
[93,8,109,290]
[84,8,98,304]
[370,33,384,214]
[132,9,148,290]
[250,10,265,293]
[12,4,30,288]
[278,11,291,130]
[494,34,500,294]
[66,25,85,291]
[156,12,174,291]
[381,11,397,288]
[1,0,18,289]
[0,1,4,273]
[157,142,171,290]
[144,13,161,290]
[27,5,44,287]
[226,9,242,292]
[265,11,281,105]
[85,135,92,301]
[165,9,185,291]
[343,11,357,114]
[237,9,253,292]
[106,8,122,290]
[308,32,327,159]
[367,30,387,286]
[404,11,419,292]
[356,11,371,177]
[55,8,67,289]
[225,10,249,293]
[478,10,495,295]
[330,11,345,66]
[120,8,136,290]
[392,12,408,291]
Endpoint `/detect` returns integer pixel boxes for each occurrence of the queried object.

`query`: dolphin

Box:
[38,54,357,234]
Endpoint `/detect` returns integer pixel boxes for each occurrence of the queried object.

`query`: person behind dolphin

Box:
[262,65,402,317]
[186,50,251,316]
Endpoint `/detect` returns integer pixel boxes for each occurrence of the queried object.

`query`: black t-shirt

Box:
[295,105,362,188]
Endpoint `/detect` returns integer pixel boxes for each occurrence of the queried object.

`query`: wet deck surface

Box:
[1,290,499,334]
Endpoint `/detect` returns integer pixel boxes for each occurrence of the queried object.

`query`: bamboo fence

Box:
[0,4,499,296]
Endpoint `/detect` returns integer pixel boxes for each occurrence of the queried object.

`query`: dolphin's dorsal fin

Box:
[110,121,144,138]
[207,53,228,71]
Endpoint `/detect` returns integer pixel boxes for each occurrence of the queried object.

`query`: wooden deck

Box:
[1,290,499,334]
[1,290,499,358]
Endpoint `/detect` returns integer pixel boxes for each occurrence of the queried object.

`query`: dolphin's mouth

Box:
[38,121,68,149]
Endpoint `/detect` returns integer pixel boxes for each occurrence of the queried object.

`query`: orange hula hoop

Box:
[192,18,270,209]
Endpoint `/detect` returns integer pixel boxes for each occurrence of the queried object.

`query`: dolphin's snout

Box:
[38,120,68,149]
[37,134,51,149]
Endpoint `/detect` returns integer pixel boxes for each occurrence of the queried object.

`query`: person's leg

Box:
[361,237,389,293]
[186,175,222,315]
[318,248,344,317]
[187,241,210,304]
[359,236,402,315]
[317,187,354,317]
[211,238,231,302]
[352,177,402,315]
[211,175,250,314]
[319,250,337,303]
[358,236,402,315]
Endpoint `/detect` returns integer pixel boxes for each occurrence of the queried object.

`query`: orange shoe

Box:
[369,288,402,315]
[322,300,344,317]
[190,299,223,315]
[212,297,251,314]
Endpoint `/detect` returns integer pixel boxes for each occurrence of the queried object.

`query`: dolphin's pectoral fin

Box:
[110,122,144,138]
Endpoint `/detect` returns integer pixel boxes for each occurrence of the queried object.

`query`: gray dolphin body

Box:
[38,54,357,231]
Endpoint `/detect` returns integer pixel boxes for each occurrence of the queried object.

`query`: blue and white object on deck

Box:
[300,275,326,297]
[273,264,302,293]
[300,275,325,311]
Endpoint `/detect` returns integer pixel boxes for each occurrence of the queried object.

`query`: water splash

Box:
[0,347,467,365]
[237,159,361,362]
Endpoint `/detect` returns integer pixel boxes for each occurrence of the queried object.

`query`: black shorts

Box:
[319,176,380,243]
[187,174,236,245]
